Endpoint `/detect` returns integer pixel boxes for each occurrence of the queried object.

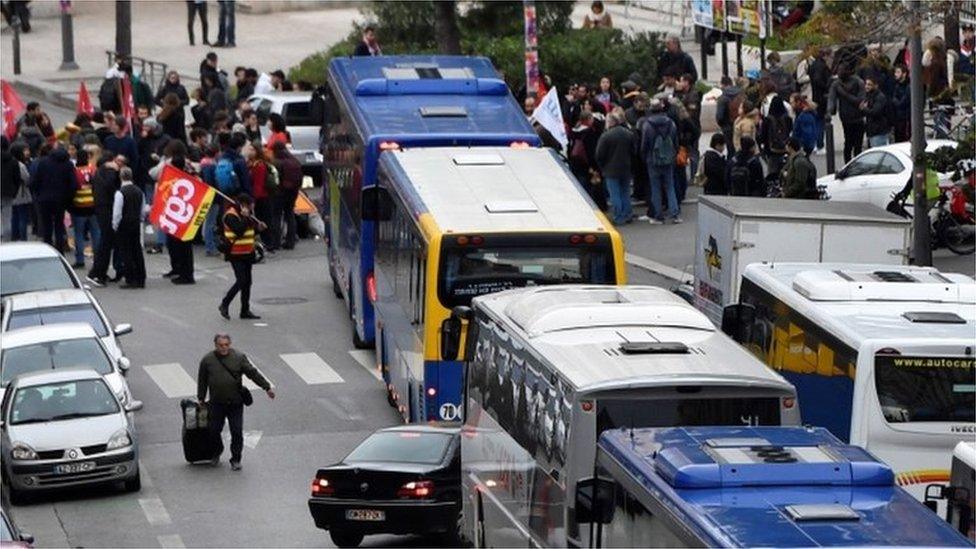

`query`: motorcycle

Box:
[887,183,975,256]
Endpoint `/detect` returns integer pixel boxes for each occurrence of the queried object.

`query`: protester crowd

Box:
[524,26,975,226]
[0,50,307,313]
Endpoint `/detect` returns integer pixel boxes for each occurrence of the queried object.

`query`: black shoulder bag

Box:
[216,354,254,406]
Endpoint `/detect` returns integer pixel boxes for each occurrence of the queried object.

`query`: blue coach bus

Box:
[322,56,539,349]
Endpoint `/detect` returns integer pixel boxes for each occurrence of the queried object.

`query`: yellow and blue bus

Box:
[323,56,539,349]
[366,147,626,422]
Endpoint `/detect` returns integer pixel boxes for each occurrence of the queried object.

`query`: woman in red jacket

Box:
[245,142,276,252]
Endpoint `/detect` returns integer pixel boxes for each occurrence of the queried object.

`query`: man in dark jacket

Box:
[154,71,190,107]
[640,98,680,224]
[31,143,75,250]
[87,153,123,286]
[861,77,890,147]
[197,333,274,470]
[657,35,698,84]
[271,141,302,250]
[595,111,634,224]
[105,117,139,168]
[715,76,741,156]
[808,47,832,151]
[890,65,911,142]
[701,133,728,195]
[726,136,766,197]
[781,138,817,199]
[828,68,865,162]
[353,26,382,57]
[112,167,146,289]
[1,136,20,240]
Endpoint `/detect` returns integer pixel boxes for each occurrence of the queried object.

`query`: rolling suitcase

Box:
[180,399,223,463]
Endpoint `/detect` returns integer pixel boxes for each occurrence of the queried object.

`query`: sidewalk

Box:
[2,1,358,107]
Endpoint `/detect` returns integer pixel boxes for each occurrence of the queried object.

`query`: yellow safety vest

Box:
[223,208,255,256]
[73,166,95,209]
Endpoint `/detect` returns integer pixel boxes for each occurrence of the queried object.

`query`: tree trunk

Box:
[115,0,131,57]
[434,1,461,55]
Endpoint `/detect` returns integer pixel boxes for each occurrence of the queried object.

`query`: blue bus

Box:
[322,56,539,349]
[576,426,971,547]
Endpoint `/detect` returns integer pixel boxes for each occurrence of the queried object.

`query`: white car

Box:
[2,289,133,369]
[0,243,83,300]
[0,323,138,411]
[0,368,141,504]
[247,92,323,182]
[817,140,958,210]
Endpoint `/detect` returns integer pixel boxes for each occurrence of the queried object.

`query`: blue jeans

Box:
[868,134,889,148]
[11,204,31,241]
[647,164,678,220]
[202,202,218,254]
[71,213,101,265]
[604,176,633,224]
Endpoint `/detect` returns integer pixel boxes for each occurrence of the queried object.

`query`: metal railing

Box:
[104,51,168,92]
[622,0,693,37]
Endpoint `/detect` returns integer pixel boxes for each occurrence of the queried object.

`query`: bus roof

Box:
[600,426,972,547]
[743,263,976,348]
[381,147,606,233]
[328,56,537,147]
[474,285,794,393]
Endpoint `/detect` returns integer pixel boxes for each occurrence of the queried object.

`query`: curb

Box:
[9,77,77,110]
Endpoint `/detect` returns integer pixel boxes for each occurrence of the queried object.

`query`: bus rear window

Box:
[875,355,975,423]
[597,397,782,433]
[439,245,614,307]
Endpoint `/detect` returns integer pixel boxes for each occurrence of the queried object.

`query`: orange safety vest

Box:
[223,207,255,256]
[73,165,95,209]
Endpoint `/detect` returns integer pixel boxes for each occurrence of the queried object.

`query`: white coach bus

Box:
[439,285,800,547]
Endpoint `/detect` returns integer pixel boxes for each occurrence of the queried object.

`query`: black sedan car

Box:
[308,423,461,548]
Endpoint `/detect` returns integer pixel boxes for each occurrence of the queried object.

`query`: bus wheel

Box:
[328,261,342,299]
[352,323,370,349]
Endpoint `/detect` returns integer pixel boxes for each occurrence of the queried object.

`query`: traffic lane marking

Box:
[144,363,197,399]
[348,350,382,381]
[157,534,186,548]
[625,252,693,284]
[138,497,172,526]
[280,352,344,384]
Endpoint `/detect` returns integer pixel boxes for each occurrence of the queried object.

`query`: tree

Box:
[434,1,461,54]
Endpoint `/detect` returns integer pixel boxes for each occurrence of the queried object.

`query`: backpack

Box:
[766,114,790,153]
[99,78,119,113]
[215,157,240,196]
[729,160,752,196]
[649,123,676,167]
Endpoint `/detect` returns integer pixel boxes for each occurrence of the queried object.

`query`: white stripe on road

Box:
[348,350,381,381]
[625,252,693,284]
[157,534,186,548]
[224,430,263,449]
[144,363,197,399]
[138,497,172,526]
[138,459,153,488]
[280,352,344,384]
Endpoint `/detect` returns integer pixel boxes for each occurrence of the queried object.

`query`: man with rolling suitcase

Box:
[196,333,274,470]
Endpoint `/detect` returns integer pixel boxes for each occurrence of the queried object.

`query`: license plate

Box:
[345,509,385,522]
[54,461,96,475]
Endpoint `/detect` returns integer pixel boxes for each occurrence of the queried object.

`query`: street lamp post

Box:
[59,1,79,71]
[908,0,931,266]
[12,15,21,75]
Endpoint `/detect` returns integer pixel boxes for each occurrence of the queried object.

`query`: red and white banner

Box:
[1,79,26,140]
[120,77,135,132]
[150,165,216,242]
[77,81,94,116]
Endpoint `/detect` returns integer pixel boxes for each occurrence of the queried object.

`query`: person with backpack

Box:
[726,136,766,197]
[828,66,866,163]
[639,98,681,224]
[216,133,251,198]
[715,76,742,157]
[219,194,266,320]
[861,76,891,147]
[760,95,792,178]
[700,133,728,195]
[781,137,817,199]
[789,94,819,155]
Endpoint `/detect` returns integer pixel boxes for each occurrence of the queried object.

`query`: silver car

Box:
[248,92,323,182]
[0,242,84,300]
[0,323,138,410]
[1,368,142,504]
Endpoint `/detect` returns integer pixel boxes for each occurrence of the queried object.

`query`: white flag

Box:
[531,87,568,149]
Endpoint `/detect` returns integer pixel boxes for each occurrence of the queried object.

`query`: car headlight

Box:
[106,429,132,450]
[11,444,37,460]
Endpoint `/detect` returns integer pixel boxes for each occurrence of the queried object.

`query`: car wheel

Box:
[329,531,364,548]
[124,469,142,493]
[440,507,469,547]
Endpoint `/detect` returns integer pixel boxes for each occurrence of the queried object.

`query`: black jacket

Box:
[158,110,187,143]
[595,125,634,179]
[701,149,728,195]
[1,138,20,200]
[657,50,698,83]
[92,165,121,218]
[154,81,190,107]
[890,79,910,121]
[829,75,865,122]
[862,88,890,137]
[809,57,831,101]
[197,349,271,405]
[715,86,741,129]
[727,152,765,197]
[30,148,75,204]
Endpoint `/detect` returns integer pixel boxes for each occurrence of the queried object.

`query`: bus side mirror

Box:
[721,303,755,343]
[441,306,473,361]
[575,477,615,524]
[361,186,393,222]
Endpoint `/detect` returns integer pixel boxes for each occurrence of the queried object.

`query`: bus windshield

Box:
[875,355,976,423]
[439,245,614,307]
[596,397,782,433]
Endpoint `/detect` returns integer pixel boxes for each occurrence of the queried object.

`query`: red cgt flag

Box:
[77,81,94,116]
[120,76,135,131]
[1,79,26,140]
[150,165,217,242]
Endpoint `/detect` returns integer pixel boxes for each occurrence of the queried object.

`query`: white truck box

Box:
[694,196,911,324]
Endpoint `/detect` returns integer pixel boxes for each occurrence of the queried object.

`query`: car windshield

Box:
[875,355,975,423]
[440,246,614,307]
[0,257,76,298]
[10,378,119,425]
[9,304,108,337]
[1,338,113,386]
[345,431,452,464]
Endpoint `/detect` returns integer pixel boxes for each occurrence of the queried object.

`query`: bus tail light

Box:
[366,272,377,303]
[509,141,531,149]
[580,400,594,412]
[782,397,795,409]
[397,480,434,499]
[311,477,334,496]
[426,386,437,398]
[456,235,484,246]
[569,234,598,245]
[379,141,400,151]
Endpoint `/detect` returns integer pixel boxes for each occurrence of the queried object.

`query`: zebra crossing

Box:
[141,351,373,399]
